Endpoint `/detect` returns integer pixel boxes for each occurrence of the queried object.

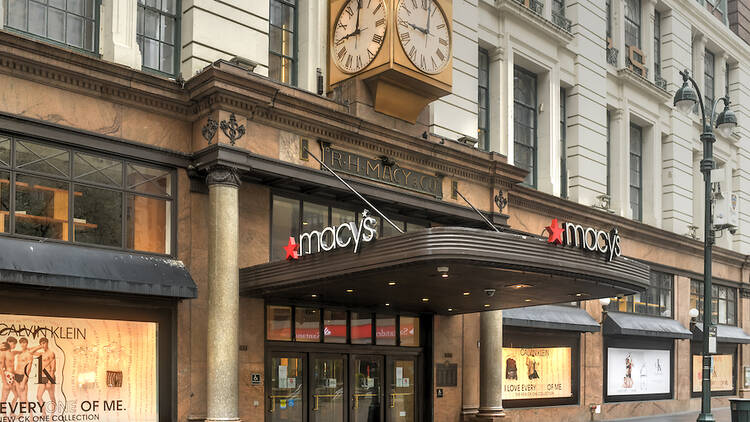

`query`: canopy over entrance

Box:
[240,227,649,315]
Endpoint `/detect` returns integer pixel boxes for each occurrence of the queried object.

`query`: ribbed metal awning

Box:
[503,305,600,332]
[603,311,692,339]
[692,324,750,344]
[0,236,196,298]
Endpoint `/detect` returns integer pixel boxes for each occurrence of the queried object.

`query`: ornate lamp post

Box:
[673,69,737,422]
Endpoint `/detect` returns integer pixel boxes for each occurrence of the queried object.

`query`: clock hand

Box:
[355,0,362,34]
[408,22,428,35]
[426,2,431,35]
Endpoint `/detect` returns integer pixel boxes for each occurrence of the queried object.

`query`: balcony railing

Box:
[606,47,618,66]
[655,75,667,91]
[514,0,543,15]
[551,12,572,32]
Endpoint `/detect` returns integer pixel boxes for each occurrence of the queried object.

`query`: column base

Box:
[476,406,505,420]
[461,407,479,415]
[205,419,242,422]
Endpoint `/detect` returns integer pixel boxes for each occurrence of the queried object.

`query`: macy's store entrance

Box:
[265,306,426,422]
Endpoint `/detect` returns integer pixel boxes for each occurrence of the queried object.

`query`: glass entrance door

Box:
[387,357,416,422]
[268,353,305,422]
[351,355,383,422]
[311,354,347,422]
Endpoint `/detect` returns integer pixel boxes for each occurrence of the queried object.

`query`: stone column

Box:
[477,310,504,419]
[462,313,480,417]
[206,165,241,422]
[692,34,706,96]
[99,0,142,69]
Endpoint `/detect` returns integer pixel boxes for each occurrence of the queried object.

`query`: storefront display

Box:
[0,314,157,421]
[606,347,670,396]
[692,354,735,393]
[501,347,572,400]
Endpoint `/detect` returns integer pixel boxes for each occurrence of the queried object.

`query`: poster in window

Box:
[692,354,734,392]
[501,347,572,400]
[607,347,670,396]
[0,314,157,421]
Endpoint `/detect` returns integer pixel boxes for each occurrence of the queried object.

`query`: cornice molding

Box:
[616,69,673,103]
[509,186,747,269]
[496,0,574,46]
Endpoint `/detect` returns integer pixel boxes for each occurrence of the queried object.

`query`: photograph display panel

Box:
[501,347,573,400]
[692,354,734,392]
[607,347,670,396]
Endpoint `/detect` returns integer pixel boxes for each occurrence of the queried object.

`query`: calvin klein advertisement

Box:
[607,347,670,396]
[501,347,572,400]
[692,354,734,392]
[0,314,157,421]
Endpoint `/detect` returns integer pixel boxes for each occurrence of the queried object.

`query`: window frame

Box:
[629,123,642,221]
[704,49,715,113]
[513,66,538,188]
[3,0,102,56]
[560,87,567,199]
[624,0,641,49]
[0,133,176,256]
[268,0,298,86]
[478,48,490,151]
[137,0,181,77]
[606,110,611,197]
[605,271,673,318]
[690,279,737,326]
[654,10,661,78]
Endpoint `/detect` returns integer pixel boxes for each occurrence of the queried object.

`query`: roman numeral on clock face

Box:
[345,54,353,68]
[356,55,363,69]
[373,2,382,14]
[436,49,445,61]
[372,34,383,44]
[338,47,347,60]
[411,0,417,8]
[345,5,354,16]
[439,38,448,46]
[398,18,409,28]
[375,18,385,27]
[436,23,445,29]
[409,46,417,60]
[400,32,410,42]
[367,49,376,60]
[420,55,426,69]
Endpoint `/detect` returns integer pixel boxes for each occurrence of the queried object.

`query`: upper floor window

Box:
[269,0,297,85]
[629,123,642,221]
[705,49,715,110]
[513,66,537,187]
[690,280,736,325]
[478,48,490,151]
[654,11,662,79]
[560,88,567,199]
[624,0,641,49]
[4,0,97,52]
[703,0,726,22]
[137,0,178,75]
[606,271,673,317]
[0,134,173,254]
[552,0,564,16]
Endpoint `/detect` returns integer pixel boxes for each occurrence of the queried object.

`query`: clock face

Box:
[396,0,451,74]
[332,0,388,74]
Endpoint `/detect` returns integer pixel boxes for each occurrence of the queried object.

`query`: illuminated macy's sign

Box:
[545,218,622,261]
[284,210,377,260]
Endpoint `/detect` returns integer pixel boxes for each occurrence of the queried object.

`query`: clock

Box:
[327,0,453,123]
[395,0,451,74]
[332,0,388,73]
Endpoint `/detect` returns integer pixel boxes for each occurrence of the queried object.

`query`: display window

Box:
[502,328,579,408]
[603,336,673,402]
[690,343,737,396]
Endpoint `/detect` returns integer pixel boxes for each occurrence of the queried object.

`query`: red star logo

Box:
[545,218,564,245]
[284,237,299,260]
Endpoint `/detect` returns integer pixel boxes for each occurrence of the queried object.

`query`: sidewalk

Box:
[607,407,730,422]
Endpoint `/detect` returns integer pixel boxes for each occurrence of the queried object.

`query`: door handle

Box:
[268,395,275,413]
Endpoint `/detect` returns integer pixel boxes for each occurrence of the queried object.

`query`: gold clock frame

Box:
[394,0,452,75]
[330,0,389,74]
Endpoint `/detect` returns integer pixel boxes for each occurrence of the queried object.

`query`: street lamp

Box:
[673,69,738,422]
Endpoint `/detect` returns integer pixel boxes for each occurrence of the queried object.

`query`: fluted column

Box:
[206,165,241,422]
[100,0,142,69]
[643,0,656,82]
[477,310,504,419]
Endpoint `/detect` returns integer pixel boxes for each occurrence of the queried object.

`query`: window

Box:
[654,11,661,79]
[269,0,297,85]
[513,66,537,187]
[265,305,420,346]
[4,0,97,52]
[270,195,428,261]
[629,124,642,221]
[705,50,715,112]
[624,0,641,49]
[606,0,612,42]
[0,134,173,254]
[137,0,178,75]
[552,0,564,16]
[478,48,490,151]
[606,271,673,317]
[606,111,611,197]
[690,280,737,325]
[560,88,567,199]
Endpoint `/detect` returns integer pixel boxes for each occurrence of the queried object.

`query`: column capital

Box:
[206,165,241,188]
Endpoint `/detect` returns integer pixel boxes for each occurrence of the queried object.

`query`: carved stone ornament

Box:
[494,192,507,213]
[206,165,241,188]
[220,113,246,146]
[202,118,218,143]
